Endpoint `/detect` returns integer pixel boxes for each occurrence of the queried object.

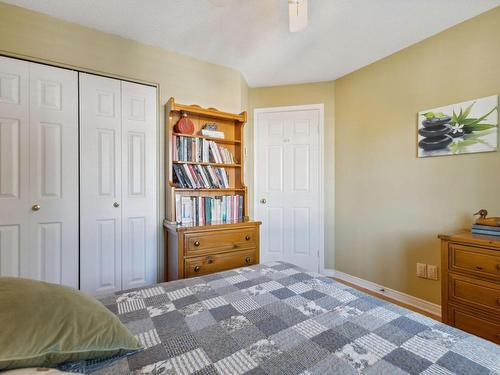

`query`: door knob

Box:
[32,204,41,211]
[113,202,120,208]
[260,198,267,204]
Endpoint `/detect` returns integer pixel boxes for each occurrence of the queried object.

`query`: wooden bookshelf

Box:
[164,97,260,281]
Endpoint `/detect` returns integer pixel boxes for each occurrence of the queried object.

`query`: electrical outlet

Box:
[416,263,427,278]
[427,265,439,280]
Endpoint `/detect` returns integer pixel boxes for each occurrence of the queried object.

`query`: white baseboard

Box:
[321,268,441,319]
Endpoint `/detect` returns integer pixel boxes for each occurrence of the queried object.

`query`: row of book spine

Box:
[173,163,229,189]
[176,195,244,226]
[471,224,500,237]
[173,135,236,164]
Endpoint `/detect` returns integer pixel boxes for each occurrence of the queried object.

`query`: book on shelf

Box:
[200,129,224,139]
[172,135,236,164]
[173,163,230,189]
[175,194,244,226]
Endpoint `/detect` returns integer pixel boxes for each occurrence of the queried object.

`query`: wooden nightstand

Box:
[439,230,500,344]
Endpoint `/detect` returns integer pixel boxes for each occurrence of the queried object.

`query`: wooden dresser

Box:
[165,220,261,280]
[439,231,500,344]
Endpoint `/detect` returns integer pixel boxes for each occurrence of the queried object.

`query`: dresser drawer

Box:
[449,273,500,313]
[450,243,500,280]
[185,249,257,277]
[448,306,500,344]
[184,227,257,255]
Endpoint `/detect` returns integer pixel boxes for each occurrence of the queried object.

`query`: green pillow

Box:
[0,278,142,370]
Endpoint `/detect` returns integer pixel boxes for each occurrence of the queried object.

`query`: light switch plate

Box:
[427,265,438,280]
[416,263,427,278]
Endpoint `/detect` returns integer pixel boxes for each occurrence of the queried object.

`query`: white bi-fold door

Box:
[0,56,79,287]
[255,107,322,272]
[79,73,157,295]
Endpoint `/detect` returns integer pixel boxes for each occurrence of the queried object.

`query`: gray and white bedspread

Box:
[96,262,499,375]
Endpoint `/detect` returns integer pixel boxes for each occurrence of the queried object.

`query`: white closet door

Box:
[80,73,122,294]
[0,56,29,277]
[28,63,79,287]
[121,81,157,289]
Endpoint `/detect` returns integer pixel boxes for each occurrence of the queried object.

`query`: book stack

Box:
[173,135,236,164]
[175,194,244,226]
[173,164,229,189]
[471,224,500,237]
[201,129,224,139]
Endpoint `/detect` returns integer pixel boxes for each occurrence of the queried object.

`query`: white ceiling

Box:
[4,0,500,87]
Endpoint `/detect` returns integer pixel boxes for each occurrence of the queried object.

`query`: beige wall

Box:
[0,2,247,279]
[247,82,336,267]
[334,7,500,304]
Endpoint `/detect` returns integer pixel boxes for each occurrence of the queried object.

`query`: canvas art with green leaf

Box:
[417,95,498,157]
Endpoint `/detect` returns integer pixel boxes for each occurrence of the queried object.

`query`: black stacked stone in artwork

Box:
[418,117,453,151]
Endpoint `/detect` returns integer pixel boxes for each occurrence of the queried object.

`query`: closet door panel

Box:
[0,56,29,278]
[80,73,122,294]
[28,63,78,287]
[121,81,157,289]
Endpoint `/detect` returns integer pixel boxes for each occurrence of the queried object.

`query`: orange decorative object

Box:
[175,111,194,134]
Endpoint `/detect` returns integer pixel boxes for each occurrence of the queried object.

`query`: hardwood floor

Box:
[332,277,442,322]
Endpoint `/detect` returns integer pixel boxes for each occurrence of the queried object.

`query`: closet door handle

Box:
[113,202,120,208]
[32,204,41,211]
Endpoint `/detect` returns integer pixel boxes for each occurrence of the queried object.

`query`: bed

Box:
[94,262,499,375]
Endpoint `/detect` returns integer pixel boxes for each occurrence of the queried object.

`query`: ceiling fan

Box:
[207,0,308,32]
[288,0,308,32]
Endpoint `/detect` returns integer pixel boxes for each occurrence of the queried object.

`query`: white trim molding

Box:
[323,269,441,319]
[253,104,326,273]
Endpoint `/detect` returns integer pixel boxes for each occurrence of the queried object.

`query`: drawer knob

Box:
[206,257,213,264]
[475,266,484,270]
[496,264,500,271]
[245,256,251,264]
[194,266,201,272]
[245,235,251,241]
[194,241,200,247]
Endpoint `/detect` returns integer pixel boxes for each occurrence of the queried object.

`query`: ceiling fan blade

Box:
[289,0,308,32]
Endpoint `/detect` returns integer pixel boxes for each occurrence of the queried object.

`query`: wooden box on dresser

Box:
[164,98,261,280]
[439,230,500,344]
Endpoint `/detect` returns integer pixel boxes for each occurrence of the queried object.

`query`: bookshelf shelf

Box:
[172,132,241,145]
[173,188,246,192]
[164,97,260,281]
[173,161,241,168]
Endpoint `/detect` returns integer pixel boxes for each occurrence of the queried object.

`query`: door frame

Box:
[253,104,325,273]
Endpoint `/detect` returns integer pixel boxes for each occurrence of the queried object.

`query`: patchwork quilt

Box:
[93,262,499,375]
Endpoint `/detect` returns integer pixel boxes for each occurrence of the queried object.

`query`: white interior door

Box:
[28,63,79,287]
[0,56,29,278]
[255,107,321,272]
[121,81,157,289]
[80,73,122,294]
